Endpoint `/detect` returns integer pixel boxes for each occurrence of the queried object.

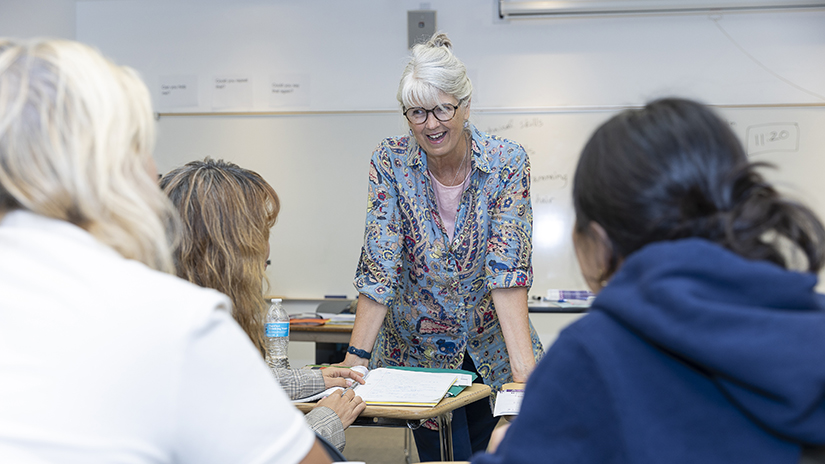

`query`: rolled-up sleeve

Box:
[485,147,533,290]
[354,145,403,307]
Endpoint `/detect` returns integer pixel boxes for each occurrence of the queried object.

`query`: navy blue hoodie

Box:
[474,239,825,464]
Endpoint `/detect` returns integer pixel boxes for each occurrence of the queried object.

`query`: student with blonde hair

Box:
[0,38,332,464]
[161,158,366,452]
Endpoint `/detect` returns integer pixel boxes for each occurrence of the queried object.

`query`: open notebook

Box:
[294,367,471,407]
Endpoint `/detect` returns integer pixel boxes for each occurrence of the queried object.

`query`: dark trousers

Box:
[412,353,499,461]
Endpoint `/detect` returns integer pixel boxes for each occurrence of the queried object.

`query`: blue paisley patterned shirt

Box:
[354,124,543,392]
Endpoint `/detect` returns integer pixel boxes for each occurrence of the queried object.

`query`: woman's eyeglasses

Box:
[403,103,461,124]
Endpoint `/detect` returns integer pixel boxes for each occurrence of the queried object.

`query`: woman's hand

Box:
[341,353,370,368]
[321,367,365,389]
[315,388,366,428]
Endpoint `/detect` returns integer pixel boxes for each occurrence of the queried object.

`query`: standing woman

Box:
[343,32,543,461]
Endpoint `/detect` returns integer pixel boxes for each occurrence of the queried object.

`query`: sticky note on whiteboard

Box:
[270,74,311,107]
[212,75,253,109]
[746,123,799,155]
[158,75,198,108]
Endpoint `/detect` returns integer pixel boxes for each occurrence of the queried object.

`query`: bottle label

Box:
[266,322,289,337]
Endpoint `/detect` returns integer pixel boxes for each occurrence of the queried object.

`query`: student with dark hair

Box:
[472,98,825,464]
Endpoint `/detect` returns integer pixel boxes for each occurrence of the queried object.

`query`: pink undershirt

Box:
[428,169,471,242]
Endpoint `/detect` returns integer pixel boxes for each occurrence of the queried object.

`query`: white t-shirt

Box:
[0,211,315,464]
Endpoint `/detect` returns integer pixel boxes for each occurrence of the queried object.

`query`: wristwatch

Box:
[347,346,371,360]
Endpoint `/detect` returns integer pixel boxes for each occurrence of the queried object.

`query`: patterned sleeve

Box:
[270,367,326,400]
[353,143,403,307]
[486,145,533,290]
[305,406,346,452]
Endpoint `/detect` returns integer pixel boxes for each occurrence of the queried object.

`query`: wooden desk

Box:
[289,323,353,344]
[296,383,491,461]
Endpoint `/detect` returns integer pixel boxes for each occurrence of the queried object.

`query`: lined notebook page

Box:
[354,368,458,406]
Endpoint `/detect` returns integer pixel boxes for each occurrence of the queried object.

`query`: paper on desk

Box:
[493,388,524,417]
[453,374,472,387]
[292,367,457,406]
[352,368,459,406]
[290,312,326,320]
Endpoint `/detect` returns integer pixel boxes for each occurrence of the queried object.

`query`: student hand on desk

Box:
[315,388,365,428]
[321,367,366,389]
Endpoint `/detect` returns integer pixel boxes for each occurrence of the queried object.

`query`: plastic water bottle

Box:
[265,298,290,369]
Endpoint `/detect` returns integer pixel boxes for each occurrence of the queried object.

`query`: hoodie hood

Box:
[594,238,825,443]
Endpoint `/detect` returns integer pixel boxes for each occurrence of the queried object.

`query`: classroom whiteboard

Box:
[153,105,825,299]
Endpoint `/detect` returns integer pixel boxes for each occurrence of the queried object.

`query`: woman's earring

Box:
[409,129,414,137]
[464,120,469,129]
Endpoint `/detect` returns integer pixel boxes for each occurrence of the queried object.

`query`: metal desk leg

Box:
[404,427,413,464]
[436,414,454,461]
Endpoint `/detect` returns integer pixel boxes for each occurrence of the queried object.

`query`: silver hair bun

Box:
[427,32,452,50]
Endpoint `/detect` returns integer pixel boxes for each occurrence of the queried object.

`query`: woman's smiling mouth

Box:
[427,131,447,143]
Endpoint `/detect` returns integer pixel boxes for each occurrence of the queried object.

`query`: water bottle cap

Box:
[271,298,282,303]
